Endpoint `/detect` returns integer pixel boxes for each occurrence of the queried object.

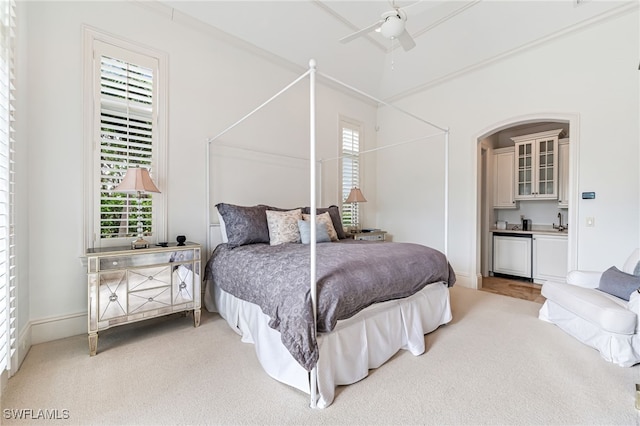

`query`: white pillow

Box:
[302,211,338,241]
[266,209,302,245]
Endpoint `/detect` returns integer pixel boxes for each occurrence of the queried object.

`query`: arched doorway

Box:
[472,113,579,290]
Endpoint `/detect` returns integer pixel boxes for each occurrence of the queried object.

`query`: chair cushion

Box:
[542,280,636,335]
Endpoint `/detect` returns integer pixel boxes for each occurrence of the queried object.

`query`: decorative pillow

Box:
[302,212,338,241]
[302,205,347,239]
[215,203,269,246]
[266,209,302,245]
[597,266,640,301]
[297,220,331,244]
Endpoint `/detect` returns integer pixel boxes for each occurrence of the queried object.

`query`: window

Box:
[0,0,16,374]
[84,30,167,249]
[340,119,362,228]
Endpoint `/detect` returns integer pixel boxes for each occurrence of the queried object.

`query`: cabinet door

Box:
[536,137,557,198]
[558,141,569,208]
[515,142,534,199]
[533,235,568,282]
[493,235,532,278]
[514,134,559,200]
[97,271,128,321]
[172,264,194,305]
[493,150,516,208]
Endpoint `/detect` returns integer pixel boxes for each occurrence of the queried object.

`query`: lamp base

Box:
[131,237,150,249]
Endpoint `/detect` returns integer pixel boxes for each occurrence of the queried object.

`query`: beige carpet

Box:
[2,287,638,425]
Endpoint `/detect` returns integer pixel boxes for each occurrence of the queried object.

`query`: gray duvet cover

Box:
[205,239,456,371]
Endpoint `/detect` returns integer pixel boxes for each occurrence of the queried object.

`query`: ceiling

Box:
[160,0,633,100]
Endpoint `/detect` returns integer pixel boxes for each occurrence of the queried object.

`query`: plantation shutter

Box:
[95,41,157,241]
[341,121,360,227]
[0,0,16,373]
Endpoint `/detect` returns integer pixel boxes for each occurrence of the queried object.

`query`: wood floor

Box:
[480,275,546,304]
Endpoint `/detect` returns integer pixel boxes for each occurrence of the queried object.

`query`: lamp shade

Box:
[345,187,367,203]
[114,167,160,194]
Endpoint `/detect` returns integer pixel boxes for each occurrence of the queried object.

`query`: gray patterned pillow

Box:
[266,209,302,245]
[216,203,269,246]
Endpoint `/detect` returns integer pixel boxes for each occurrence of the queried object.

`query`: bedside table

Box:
[85,242,201,356]
[348,230,387,242]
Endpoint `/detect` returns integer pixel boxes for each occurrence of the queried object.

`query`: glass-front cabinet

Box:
[511,129,564,200]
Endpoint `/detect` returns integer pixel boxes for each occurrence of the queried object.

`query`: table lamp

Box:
[345,187,367,232]
[114,167,160,249]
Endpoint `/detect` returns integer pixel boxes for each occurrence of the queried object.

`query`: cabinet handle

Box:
[148,276,154,281]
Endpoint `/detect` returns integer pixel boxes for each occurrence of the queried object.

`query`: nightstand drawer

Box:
[355,233,385,241]
[128,286,172,314]
[99,250,195,271]
[128,265,171,292]
[350,230,387,241]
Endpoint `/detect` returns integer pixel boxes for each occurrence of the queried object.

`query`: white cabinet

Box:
[493,147,517,209]
[512,129,564,201]
[533,234,568,283]
[558,138,570,208]
[492,233,532,279]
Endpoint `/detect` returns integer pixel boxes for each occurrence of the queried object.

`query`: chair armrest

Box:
[566,270,603,288]
[628,290,640,332]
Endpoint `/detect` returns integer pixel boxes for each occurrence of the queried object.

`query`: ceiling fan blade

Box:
[339,19,384,44]
[397,29,416,51]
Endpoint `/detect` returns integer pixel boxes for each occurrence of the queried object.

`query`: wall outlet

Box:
[586,217,595,227]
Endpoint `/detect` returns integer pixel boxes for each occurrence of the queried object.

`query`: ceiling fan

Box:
[339,3,417,51]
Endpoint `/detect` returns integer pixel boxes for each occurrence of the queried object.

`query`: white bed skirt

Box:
[204,279,452,408]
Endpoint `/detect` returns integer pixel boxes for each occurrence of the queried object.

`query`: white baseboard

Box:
[30,312,86,345]
[10,313,74,376]
[452,271,475,289]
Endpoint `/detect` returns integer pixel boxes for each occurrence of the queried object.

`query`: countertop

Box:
[491,226,568,236]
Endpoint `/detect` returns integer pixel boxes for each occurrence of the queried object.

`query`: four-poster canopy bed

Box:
[203,60,454,408]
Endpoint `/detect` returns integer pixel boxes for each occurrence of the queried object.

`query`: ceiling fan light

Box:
[380,15,404,39]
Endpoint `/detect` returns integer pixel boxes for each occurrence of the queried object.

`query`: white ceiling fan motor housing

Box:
[380,10,406,39]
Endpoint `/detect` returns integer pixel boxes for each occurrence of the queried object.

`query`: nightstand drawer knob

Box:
[148,276,154,281]
[147,297,154,302]
[179,282,186,289]
[109,293,118,302]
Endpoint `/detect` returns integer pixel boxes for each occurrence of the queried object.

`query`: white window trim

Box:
[339,116,364,229]
[82,27,168,250]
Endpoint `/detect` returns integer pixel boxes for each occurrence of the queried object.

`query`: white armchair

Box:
[539,249,640,367]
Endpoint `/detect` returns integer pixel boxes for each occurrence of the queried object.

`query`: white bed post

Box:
[308,59,319,409]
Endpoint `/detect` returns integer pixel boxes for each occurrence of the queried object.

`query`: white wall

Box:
[19,1,377,350]
[377,8,640,286]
